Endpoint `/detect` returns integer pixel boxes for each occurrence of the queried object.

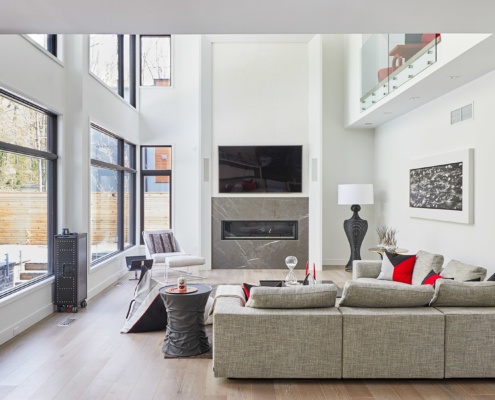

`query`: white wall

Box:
[0,35,141,346]
[139,35,203,257]
[211,40,310,196]
[375,69,495,276]
[322,35,377,265]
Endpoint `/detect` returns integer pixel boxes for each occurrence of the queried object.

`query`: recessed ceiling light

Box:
[364,122,373,126]
[409,96,421,100]
[449,75,461,80]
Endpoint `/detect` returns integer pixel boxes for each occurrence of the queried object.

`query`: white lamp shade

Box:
[338,184,374,205]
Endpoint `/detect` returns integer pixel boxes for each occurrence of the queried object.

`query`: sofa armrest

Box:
[352,260,382,280]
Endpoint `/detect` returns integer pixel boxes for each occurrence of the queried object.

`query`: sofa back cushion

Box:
[245,284,337,309]
[430,279,495,307]
[441,260,487,282]
[411,250,444,286]
[339,280,434,308]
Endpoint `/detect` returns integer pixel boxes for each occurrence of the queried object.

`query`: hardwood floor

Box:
[0,265,494,400]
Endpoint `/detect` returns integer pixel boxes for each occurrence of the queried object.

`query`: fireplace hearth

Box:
[212,197,308,269]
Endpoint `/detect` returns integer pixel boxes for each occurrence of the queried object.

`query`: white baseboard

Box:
[87,267,127,300]
[323,259,347,266]
[0,302,54,346]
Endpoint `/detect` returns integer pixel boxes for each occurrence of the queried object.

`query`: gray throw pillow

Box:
[146,232,176,254]
[339,280,434,308]
[411,250,444,286]
[441,260,487,282]
[430,279,495,307]
[246,284,337,309]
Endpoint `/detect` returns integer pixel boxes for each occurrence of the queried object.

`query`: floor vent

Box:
[451,103,473,125]
[114,282,124,287]
[58,318,76,327]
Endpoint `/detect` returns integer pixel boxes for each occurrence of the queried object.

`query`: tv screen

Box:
[219,146,302,193]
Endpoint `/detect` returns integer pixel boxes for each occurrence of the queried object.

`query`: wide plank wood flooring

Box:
[0,265,494,400]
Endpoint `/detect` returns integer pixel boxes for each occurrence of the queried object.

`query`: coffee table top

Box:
[369,247,409,254]
[159,283,212,297]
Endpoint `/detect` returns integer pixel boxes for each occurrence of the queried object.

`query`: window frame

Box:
[89,35,136,107]
[0,88,57,298]
[90,123,136,266]
[139,35,172,87]
[140,145,172,244]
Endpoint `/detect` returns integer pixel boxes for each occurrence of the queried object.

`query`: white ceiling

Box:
[2,0,495,34]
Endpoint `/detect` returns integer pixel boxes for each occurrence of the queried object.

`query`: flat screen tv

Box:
[219,145,302,193]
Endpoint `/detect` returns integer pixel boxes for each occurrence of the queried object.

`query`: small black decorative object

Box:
[338,184,374,272]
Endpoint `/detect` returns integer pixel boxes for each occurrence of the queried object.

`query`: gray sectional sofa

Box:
[212,254,495,379]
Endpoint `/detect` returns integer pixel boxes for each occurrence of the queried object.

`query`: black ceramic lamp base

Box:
[343,204,368,272]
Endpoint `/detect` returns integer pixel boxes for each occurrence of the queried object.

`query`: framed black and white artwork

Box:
[409,148,474,224]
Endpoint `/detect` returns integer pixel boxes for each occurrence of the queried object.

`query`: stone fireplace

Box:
[212,197,308,269]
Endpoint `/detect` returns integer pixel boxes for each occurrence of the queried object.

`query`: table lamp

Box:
[338,184,374,272]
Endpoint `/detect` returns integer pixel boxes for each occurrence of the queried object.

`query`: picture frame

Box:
[409,148,474,224]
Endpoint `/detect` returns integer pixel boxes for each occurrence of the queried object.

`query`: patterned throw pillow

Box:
[146,232,176,254]
[242,283,257,300]
[421,269,444,287]
[377,252,417,285]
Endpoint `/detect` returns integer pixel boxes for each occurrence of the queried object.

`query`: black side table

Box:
[159,284,212,357]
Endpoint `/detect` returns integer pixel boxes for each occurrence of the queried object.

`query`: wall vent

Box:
[451,103,473,125]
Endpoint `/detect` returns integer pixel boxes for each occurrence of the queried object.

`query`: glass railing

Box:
[361,33,440,111]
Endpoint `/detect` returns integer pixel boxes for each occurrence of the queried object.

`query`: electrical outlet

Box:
[13,326,20,337]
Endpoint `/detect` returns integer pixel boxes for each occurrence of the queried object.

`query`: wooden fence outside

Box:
[0,192,170,245]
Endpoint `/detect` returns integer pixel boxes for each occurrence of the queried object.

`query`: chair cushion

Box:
[246,284,337,309]
[411,250,444,286]
[144,232,176,254]
[430,279,495,307]
[166,255,205,268]
[339,280,434,308]
[441,260,487,282]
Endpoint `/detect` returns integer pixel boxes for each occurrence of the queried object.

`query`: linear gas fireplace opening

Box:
[222,220,298,240]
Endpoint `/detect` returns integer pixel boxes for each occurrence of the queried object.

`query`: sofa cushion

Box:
[377,252,416,284]
[441,260,487,282]
[145,232,176,254]
[339,280,434,308]
[412,250,444,286]
[245,284,337,309]
[430,279,495,307]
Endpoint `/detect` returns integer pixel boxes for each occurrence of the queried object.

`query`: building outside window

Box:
[0,90,57,297]
[90,124,136,264]
[140,146,171,242]
[89,35,136,106]
[140,35,171,87]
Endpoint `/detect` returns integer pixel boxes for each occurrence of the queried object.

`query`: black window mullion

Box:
[129,36,136,107]
[117,140,124,250]
[47,35,57,57]
[117,35,124,98]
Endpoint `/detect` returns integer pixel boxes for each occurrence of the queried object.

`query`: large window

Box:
[140,146,172,242]
[26,34,57,57]
[0,89,57,297]
[90,124,136,264]
[89,35,136,106]
[140,36,171,87]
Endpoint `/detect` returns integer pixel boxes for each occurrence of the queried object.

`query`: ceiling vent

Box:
[451,103,473,125]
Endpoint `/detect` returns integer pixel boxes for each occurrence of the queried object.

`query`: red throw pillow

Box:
[242,283,257,300]
[377,252,417,285]
[422,269,444,286]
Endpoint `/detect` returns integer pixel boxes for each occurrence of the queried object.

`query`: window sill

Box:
[88,72,138,112]
[0,276,54,309]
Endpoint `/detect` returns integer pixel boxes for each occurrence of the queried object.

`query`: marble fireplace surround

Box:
[212,197,309,269]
